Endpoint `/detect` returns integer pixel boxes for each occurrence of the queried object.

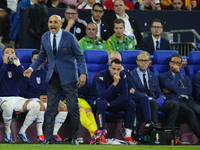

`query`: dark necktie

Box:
[143,73,150,96]
[53,34,57,56]
[156,40,159,50]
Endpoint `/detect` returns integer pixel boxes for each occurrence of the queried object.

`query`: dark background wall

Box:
[19,7,200,49]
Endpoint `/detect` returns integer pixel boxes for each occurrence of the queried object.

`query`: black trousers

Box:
[150,99,179,126]
[179,98,200,139]
[45,72,79,140]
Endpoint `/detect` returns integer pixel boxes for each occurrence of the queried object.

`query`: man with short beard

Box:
[107,19,135,53]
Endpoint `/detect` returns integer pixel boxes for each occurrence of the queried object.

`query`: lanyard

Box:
[99,24,101,38]
[179,78,185,87]
[98,41,101,50]
[116,42,125,51]
[73,26,77,35]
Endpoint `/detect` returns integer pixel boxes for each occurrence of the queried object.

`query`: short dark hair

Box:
[65,4,78,13]
[3,45,15,54]
[32,49,40,58]
[110,58,122,65]
[170,54,182,62]
[151,19,163,27]
[93,3,104,10]
[172,0,183,2]
[113,0,126,6]
[113,18,125,27]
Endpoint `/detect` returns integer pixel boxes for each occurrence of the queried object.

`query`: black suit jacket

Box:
[106,14,142,47]
[140,35,171,55]
[86,17,110,41]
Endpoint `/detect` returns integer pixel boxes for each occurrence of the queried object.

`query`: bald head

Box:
[109,51,122,64]
[48,15,62,34]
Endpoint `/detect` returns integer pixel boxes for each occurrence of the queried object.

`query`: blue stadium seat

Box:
[84,50,109,86]
[0,50,3,62]
[16,49,36,69]
[152,50,185,77]
[120,50,141,71]
[186,51,200,82]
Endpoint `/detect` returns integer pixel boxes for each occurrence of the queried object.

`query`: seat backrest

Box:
[152,50,186,77]
[84,50,109,85]
[186,51,200,82]
[152,64,185,77]
[16,49,36,69]
[154,50,178,64]
[120,50,141,71]
[0,50,3,62]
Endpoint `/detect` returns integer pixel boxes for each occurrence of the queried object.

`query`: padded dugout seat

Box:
[186,51,200,82]
[120,50,141,71]
[84,50,109,86]
[152,50,185,77]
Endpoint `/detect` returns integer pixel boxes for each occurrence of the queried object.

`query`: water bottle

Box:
[8,56,14,62]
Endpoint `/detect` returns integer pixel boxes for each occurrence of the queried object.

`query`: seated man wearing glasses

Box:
[159,54,200,141]
[86,3,110,41]
[130,51,179,127]
[62,4,87,41]
[140,19,170,55]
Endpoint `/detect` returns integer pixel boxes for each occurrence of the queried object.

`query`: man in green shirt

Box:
[78,22,108,53]
[107,19,135,54]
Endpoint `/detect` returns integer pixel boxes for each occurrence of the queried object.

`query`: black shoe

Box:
[144,121,154,131]
[41,139,52,145]
[71,139,79,145]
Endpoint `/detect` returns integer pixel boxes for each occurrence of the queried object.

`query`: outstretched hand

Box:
[23,69,32,78]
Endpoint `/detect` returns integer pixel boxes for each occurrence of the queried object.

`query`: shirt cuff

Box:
[29,67,34,72]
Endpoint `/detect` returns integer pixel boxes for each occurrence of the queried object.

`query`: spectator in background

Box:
[0,0,18,44]
[78,22,108,53]
[107,19,135,53]
[45,0,68,8]
[78,0,102,9]
[191,0,200,9]
[140,19,170,55]
[103,0,134,9]
[165,0,188,10]
[60,0,85,5]
[62,4,87,41]
[106,0,142,48]
[19,49,68,143]
[9,0,43,42]
[141,0,160,10]
[161,0,191,10]
[86,3,110,41]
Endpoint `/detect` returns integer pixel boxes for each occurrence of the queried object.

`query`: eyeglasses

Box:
[151,26,162,29]
[65,13,77,16]
[137,59,150,63]
[170,61,182,65]
[93,9,104,13]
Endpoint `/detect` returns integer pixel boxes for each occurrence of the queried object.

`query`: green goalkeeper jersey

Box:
[107,34,135,54]
[78,35,108,53]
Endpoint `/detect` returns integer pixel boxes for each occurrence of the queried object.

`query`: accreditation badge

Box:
[128,43,133,49]
[8,71,12,78]
[63,47,67,53]
[36,77,41,84]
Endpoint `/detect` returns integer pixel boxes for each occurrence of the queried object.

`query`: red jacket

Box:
[104,0,134,9]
